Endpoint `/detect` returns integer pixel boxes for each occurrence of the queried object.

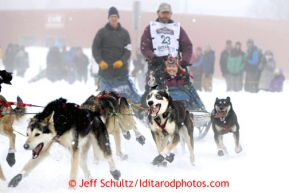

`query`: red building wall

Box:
[1,9,288,78]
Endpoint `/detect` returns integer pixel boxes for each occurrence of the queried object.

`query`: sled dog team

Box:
[0,89,241,188]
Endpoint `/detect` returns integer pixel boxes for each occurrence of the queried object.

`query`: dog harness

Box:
[213,111,230,133]
[0,100,12,118]
[155,118,169,135]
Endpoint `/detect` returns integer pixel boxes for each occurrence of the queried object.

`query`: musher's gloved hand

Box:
[0,70,12,85]
[113,60,123,68]
[99,61,109,70]
[151,56,163,66]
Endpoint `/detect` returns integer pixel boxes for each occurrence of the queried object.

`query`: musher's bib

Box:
[150,21,180,57]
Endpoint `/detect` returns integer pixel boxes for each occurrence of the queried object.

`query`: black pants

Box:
[192,71,202,91]
[244,72,259,93]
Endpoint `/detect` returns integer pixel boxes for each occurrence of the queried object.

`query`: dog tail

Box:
[13,96,26,120]
[91,115,112,157]
[185,110,194,148]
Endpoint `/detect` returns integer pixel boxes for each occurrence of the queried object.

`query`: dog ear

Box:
[44,111,54,123]
[216,97,219,101]
[27,118,35,123]
[226,97,231,102]
[164,86,169,94]
[150,85,158,90]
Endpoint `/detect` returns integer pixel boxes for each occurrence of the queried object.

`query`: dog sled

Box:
[190,110,211,140]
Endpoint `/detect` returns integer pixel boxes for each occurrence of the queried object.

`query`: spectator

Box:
[258,50,276,91]
[92,7,140,104]
[201,44,215,92]
[60,46,68,65]
[227,42,245,92]
[74,47,89,83]
[191,47,203,91]
[46,46,62,82]
[63,47,78,84]
[244,39,260,93]
[269,68,285,92]
[3,44,15,72]
[132,48,147,90]
[14,46,29,77]
[220,40,233,91]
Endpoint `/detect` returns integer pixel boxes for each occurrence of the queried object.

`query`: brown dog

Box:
[0,95,26,180]
[81,91,146,161]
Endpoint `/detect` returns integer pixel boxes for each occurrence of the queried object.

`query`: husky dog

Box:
[211,97,242,156]
[8,98,120,188]
[0,95,26,181]
[81,91,145,160]
[146,86,195,166]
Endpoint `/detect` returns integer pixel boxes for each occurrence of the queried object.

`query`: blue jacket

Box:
[202,50,215,74]
[192,55,204,69]
[245,45,259,73]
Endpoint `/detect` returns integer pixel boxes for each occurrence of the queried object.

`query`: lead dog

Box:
[211,97,242,156]
[0,95,26,181]
[8,98,120,188]
[81,91,145,160]
[146,86,195,166]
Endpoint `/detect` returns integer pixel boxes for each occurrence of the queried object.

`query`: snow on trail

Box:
[0,47,289,193]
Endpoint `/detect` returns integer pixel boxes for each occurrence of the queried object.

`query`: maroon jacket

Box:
[140,19,193,67]
[164,73,188,87]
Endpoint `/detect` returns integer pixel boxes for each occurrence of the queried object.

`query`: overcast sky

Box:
[0,0,254,18]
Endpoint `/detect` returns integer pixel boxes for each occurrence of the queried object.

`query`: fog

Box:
[0,0,288,81]
[0,1,289,192]
[1,0,289,19]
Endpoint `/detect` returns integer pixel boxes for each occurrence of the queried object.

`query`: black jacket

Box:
[220,49,231,76]
[74,54,89,73]
[92,23,131,79]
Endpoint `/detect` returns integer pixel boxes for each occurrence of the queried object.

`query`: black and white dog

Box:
[211,97,242,156]
[146,86,195,166]
[8,98,121,188]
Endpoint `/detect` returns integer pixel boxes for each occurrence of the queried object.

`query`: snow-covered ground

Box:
[0,47,289,193]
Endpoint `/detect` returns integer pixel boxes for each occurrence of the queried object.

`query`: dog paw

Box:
[158,161,167,167]
[136,135,146,145]
[235,146,242,154]
[217,150,225,156]
[6,153,16,167]
[110,170,121,181]
[165,153,175,163]
[121,154,128,160]
[152,154,165,166]
[123,131,131,140]
[8,174,23,187]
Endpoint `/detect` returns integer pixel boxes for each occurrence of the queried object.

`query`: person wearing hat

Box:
[244,38,260,93]
[92,6,140,104]
[163,56,205,110]
[269,68,285,92]
[140,2,193,106]
[258,49,276,91]
[220,40,233,91]
[201,44,215,92]
[227,42,246,92]
[191,47,204,91]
